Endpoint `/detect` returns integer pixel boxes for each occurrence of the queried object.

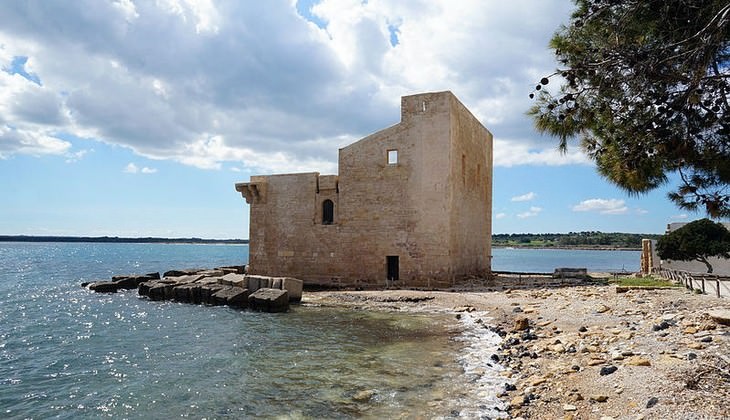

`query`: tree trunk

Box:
[696,256,713,273]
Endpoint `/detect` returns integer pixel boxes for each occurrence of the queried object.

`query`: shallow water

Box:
[0,243,506,419]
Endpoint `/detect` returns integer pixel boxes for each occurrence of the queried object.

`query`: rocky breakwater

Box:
[84,267,302,313]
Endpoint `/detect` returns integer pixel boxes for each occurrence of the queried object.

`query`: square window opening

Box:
[387,149,398,165]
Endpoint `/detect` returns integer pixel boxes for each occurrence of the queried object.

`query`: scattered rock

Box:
[578,326,588,333]
[514,317,530,331]
[352,389,376,402]
[562,404,577,411]
[590,395,609,402]
[551,343,566,353]
[652,321,671,331]
[511,395,527,408]
[625,356,651,366]
[707,309,730,326]
[687,342,705,350]
[599,365,618,376]
[527,376,547,386]
[646,397,659,408]
[595,304,610,313]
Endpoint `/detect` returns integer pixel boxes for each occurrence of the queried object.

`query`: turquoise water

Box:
[0,243,506,419]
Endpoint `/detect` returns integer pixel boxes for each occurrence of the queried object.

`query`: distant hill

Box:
[0,235,249,244]
[492,232,662,249]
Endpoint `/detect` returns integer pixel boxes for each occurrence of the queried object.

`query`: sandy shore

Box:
[304,285,730,419]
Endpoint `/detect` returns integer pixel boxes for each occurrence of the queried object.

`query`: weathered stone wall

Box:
[237,91,492,287]
[448,94,493,279]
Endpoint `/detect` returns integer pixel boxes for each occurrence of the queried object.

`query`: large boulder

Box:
[89,281,121,293]
[200,284,225,305]
[245,275,262,292]
[196,269,225,278]
[163,268,204,278]
[112,272,160,282]
[218,273,245,286]
[167,274,204,284]
[149,285,166,300]
[216,265,246,274]
[282,277,303,302]
[708,309,730,326]
[173,284,198,302]
[248,288,289,313]
[211,286,249,308]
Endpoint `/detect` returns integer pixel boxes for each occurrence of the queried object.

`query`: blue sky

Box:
[0,0,715,238]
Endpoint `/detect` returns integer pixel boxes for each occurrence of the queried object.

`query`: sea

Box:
[0,242,639,419]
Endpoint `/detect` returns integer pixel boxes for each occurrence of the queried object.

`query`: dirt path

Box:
[304,286,730,419]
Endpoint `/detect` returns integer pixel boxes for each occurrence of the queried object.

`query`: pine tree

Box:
[529,0,730,217]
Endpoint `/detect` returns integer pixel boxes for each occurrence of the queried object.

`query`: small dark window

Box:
[322,199,334,225]
[386,255,399,281]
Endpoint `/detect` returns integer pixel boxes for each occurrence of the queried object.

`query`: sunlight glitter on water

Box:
[0,243,511,419]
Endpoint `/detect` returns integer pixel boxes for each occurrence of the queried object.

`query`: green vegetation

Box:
[657,218,730,273]
[609,276,680,288]
[492,232,661,249]
[529,0,730,217]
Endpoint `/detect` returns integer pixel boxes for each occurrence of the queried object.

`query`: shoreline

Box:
[304,286,729,419]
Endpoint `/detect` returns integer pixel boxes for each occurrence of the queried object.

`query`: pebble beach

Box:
[306,284,730,419]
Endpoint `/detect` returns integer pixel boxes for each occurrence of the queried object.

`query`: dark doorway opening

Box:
[322,199,334,224]
[386,256,399,281]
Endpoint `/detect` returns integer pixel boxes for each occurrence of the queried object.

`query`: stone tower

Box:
[236,91,492,287]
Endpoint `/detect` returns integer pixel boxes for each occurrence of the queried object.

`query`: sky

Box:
[0,0,712,239]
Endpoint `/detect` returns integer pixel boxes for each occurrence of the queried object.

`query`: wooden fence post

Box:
[701,276,706,294]
[718,279,722,298]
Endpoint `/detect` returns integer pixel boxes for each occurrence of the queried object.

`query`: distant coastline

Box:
[492,245,641,251]
[1,235,647,250]
[0,235,249,245]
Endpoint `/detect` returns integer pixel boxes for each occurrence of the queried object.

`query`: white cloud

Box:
[0,125,71,158]
[493,139,591,167]
[517,206,542,219]
[0,0,578,173]
[65,148,92,163]
[671,214,689,220]
[124,162,157,174]
[511,192,536,202]
[495,212,506,219]
[572,198,628,215]
[123,162,139,173]
[112,0,139,22]
[636,208,649,215]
